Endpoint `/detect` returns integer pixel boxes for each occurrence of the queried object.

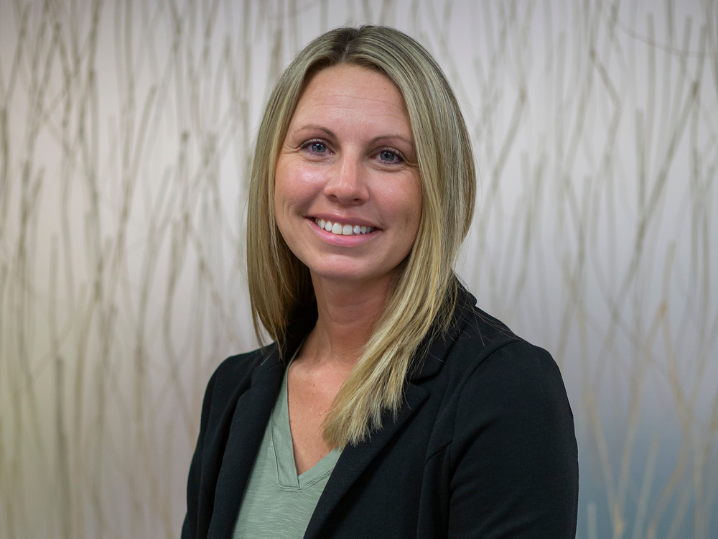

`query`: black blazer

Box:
[182,286,578,538]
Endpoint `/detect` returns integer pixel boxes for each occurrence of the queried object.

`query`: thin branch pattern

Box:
[0,0,716,538]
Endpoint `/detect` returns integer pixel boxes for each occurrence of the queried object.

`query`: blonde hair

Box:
[247,26,475,447]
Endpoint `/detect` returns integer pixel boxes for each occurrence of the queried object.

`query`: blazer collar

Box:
[303,381,428,539]
[207,305,318,538]
[305,285,477,539]
[207,346,284,539]
[209,286,476,539]
[408,281,479,382]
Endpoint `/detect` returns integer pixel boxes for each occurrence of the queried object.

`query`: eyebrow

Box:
[294,125,337,139]
[292,124,414,148]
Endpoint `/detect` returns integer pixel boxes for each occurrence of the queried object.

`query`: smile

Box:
[314,218,376,236]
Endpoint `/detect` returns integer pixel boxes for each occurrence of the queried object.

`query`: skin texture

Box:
[273,64,422,474]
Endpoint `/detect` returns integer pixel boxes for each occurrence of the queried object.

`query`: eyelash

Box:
[300,139,405,164]
[375,149,404,164]
[302,139,330,155]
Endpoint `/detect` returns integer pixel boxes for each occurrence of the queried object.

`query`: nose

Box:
[323,153,369,204]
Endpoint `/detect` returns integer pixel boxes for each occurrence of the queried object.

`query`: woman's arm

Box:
[448,340,578,538]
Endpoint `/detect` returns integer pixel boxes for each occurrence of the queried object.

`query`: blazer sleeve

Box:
[447,340,578,538]
[181,367,218,539]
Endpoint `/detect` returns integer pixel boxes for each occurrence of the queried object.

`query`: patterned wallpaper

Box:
[1,0,716,537]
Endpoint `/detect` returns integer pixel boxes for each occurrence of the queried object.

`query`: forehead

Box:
[289,64,412,133]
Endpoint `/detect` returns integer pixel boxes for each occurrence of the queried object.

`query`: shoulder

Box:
[448,311,576,476]
[442,285,569,410]
[201,345,277,414]
[453,335,571,425]
[437,290,578,537]
[449,304,572,427]
[436,287,575,455]
[211,345,272,382]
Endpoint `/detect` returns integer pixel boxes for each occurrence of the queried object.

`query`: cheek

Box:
[388,178,422,228]
[274,163,301,222]
[274,159,324,213]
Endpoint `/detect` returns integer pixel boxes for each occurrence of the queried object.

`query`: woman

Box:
[182,26,578,539]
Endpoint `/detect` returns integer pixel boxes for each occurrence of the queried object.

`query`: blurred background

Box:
[1,0,716,537]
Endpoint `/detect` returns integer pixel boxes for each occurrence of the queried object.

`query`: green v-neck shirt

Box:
[232,359,341,538]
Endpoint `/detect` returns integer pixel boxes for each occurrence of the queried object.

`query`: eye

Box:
[376,149,404,164]
[302,140,329,155]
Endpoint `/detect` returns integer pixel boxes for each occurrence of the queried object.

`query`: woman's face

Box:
[274,64,422,288]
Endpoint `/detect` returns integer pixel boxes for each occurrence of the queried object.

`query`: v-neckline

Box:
[270,355,341,489]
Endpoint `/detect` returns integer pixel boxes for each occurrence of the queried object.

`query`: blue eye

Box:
[378,150,402,163]
[304,140,327,154]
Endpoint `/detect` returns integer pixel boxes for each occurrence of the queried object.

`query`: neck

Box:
[302,273,394,369]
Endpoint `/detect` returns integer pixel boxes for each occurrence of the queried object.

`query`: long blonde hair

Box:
[247,26,475,447]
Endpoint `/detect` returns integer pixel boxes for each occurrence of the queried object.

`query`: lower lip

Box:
[308,218,379,245]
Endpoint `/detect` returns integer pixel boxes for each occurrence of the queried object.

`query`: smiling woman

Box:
[274,64,422,288]
[182,26,578,539]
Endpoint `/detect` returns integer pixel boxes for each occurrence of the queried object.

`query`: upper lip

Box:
[309,214,380,229]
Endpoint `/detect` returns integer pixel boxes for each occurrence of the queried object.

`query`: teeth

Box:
[315,218,375,236]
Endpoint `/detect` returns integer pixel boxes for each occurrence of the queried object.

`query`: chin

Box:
[309,265,391,286]
[313,269,372,283]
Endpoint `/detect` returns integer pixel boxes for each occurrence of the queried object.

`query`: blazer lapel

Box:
[207,309,317,538]
[205,286,477,538]
[303,287,475,539]
[207,352,285,539]
[303,382,429,539]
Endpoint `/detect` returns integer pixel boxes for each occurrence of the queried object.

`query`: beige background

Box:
[1,0,716,537]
